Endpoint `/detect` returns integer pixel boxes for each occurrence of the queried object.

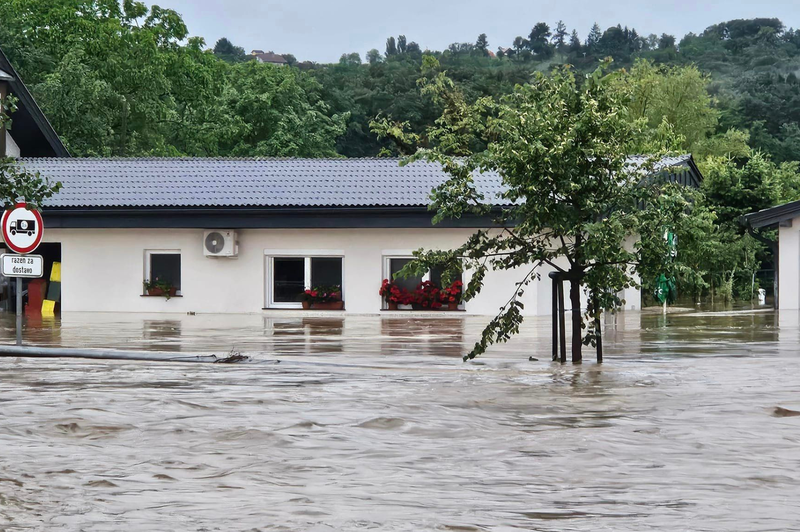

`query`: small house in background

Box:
[250,50,287,66]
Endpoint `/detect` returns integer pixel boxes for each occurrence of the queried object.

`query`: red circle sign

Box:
[2,202,44,254]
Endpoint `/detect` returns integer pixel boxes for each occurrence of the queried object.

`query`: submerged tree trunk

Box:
[569,276,582,364]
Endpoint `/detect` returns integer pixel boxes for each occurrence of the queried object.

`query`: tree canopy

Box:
[0,0,345,157]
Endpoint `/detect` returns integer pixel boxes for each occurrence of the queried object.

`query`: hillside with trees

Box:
[1,2,797,163]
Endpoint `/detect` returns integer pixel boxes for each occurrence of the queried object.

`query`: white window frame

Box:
[144,249,182,296]
[264,249,345,309]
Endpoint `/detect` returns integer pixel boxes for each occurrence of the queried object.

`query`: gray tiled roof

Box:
[19,156,695,209]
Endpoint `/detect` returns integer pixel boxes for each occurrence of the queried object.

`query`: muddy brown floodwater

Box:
[1,309,799,531]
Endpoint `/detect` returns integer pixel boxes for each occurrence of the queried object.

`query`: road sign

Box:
[1,201,44,254]
[1,253,43,278]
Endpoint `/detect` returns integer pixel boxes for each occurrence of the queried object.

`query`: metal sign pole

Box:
[16,276,22,346]
[2,199,45,346]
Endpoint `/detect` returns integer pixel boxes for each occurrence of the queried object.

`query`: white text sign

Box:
[1,253,43,278]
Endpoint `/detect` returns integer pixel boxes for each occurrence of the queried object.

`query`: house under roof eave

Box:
[741,199,800,229]
[741,199,800,311]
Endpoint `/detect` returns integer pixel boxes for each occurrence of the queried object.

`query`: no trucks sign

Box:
[2,201,44,254]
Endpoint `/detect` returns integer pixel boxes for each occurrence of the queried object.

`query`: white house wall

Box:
[779,221,800,310]
[45,227,641,315]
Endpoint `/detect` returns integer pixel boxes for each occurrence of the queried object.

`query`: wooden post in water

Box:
[593,296,602,363]
[550,273,559,362]
[557,278,566,364]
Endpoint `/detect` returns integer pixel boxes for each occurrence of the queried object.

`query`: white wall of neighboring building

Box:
[778,221,800,309]
[44,227,641,315]
[5,131,20,157]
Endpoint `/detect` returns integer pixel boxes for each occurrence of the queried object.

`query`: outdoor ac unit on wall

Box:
[203,230,238,257]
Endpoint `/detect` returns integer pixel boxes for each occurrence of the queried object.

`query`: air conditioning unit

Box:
[203,230,238,257]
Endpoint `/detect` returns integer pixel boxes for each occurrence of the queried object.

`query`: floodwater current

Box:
[1,309,799,531]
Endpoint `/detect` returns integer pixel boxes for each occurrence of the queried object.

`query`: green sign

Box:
[653,274,677,305]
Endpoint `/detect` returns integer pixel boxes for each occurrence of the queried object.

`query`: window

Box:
[389,258,422,293]
[266,252,344,308]
[273,258,305,303]
[429,265,463,290]
[383,256,463,309]
[145,250,181,294]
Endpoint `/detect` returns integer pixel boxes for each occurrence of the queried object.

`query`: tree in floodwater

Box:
[0,95,61,208]
[373,59,688,362]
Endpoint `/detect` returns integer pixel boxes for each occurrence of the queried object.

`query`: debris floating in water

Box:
[213,350,250,364]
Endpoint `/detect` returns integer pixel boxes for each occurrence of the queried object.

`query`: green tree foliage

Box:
[385,37,397,57]
[618,60,718,153]
[0,0,345,157]
[569,30,582,53]
[659,34,676,49]
[339,53,362,66]
[4,5,800,165]
[553,21,569,50]
[217,61,346,157]
[1,96,61,207]
[694,154,800,301]
[528,23,553,58]
[366,49,382,65]
[213,37,247,63]
[475,34,489,55]
[586,23,603,51]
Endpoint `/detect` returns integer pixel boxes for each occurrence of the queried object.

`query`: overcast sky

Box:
[149,0,800,63]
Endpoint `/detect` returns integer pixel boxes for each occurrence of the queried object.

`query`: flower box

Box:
[310,300,344,310]
[146,287,177,297]
[380,278,463,310]
[302,285,343,310]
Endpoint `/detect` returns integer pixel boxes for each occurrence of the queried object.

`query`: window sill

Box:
[141,295,183,298]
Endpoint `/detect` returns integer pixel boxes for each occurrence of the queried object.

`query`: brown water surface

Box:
[1,310,798,530]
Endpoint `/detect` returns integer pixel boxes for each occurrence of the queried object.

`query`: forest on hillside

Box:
[0,1,798,164]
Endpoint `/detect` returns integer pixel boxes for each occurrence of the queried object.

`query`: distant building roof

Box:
[743,199,800,228]
[21,155,698,210]
[252,51,287,64]
[250,49,265,55]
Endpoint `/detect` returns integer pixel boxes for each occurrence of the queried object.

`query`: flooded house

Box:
[1,47,704,316]
[6,155,699,316]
